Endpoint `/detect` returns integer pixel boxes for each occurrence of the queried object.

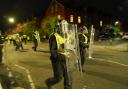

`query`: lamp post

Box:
[114,21,119,26]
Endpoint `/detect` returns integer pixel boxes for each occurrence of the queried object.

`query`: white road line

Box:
[0,82,3,89]
[6,67,13,77]
[15,64,36,89]
[91,57,128,67]
[82,85,87,89]
[8,71,13,78]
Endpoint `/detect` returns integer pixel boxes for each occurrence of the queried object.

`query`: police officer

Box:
[45,20,72,89]
[0,34,4,63]
[32,31,38,51]
[79,26,89,72]
[15,34,24,51]
[22,34,27,44]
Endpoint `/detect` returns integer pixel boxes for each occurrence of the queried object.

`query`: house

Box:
[45,0,82,24]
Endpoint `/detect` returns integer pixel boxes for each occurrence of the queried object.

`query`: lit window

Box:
[78,16,81,23]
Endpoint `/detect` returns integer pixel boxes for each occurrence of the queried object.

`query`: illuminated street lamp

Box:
[114,21,119,26]
[8,17,15,23]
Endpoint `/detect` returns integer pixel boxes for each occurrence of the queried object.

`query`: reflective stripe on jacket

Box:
[50,33,69,56]
[54,33,65,50]
[82,34,88,44]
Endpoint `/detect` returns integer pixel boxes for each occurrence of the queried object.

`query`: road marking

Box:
[0,82,3,89]
[0,67,13,89]
[15,64,36,89]
[91,57,128,67]
[6,67,16,85]
[82,85,87,89]
[6,67,13,78]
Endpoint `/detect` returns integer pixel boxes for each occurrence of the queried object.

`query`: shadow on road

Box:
[19,49,29,52]
[37,50,50,53]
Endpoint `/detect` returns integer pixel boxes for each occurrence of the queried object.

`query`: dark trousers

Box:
[13,40,16,46]
[46,54,72,89]
[15,42,23,51]
[32,40,38,51]
[80,47,87,67]
[0,45,3,63]
[22,38,27,44]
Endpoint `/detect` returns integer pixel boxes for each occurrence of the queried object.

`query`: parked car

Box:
[122,33,128,40]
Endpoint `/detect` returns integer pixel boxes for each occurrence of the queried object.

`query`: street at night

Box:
[0,40,127,89]
[0,0,128,89]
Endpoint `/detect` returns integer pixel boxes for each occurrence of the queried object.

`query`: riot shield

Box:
[61,20,84,89]
[88,25,95,59]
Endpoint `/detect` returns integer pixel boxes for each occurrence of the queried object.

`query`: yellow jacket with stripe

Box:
[49,33,69,61]
[79,33,88,48]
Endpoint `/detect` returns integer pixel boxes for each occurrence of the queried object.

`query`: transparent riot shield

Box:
[2,21,85,89]
[88,25,95,59]
[61,20,84,89]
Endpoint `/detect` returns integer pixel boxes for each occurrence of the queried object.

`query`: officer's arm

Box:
[49,35,58,59]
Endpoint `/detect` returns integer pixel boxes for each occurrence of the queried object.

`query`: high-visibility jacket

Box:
[50,33,70,56]
[79,33,88,44]
[33,33,38,40]
[82,34,88,44]
[79,33,89,49]
[15,36,22,42]
[54,33,65,50]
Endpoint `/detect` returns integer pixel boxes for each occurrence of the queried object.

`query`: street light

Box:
[114,21,119,26]
[8,17,15,23]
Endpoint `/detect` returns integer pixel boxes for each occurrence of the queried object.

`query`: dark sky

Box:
[59,0,128,18]
[0,0,128,31]
[0,0,51,31]
[0,0,51,18]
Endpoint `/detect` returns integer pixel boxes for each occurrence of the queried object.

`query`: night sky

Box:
[0,0,51,31]
[0,0,51,18]
[59,0,128,18]
[0,0,128,31]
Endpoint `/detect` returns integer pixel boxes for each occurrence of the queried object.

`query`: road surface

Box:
[0,41,128,89]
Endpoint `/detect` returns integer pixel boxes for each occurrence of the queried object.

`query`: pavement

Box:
[0,40,128,89]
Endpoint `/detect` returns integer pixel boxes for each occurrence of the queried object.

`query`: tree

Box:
[41,16,58,36]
